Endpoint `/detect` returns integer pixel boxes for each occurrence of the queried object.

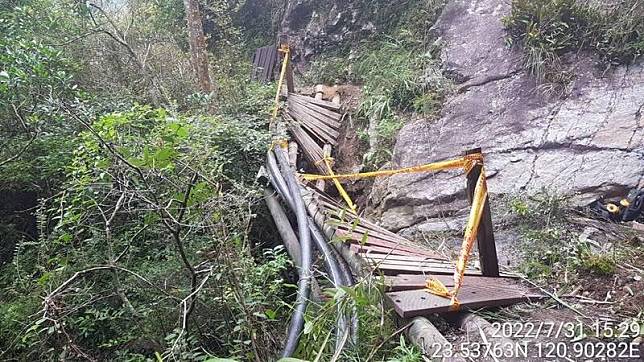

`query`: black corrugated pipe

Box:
[267,153,352,291]
[267,148,357,354]
[267,151,347,288]
[267,151,294,207]
[274,146,313,358]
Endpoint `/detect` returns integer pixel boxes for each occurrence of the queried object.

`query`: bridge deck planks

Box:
[289,93,542,318]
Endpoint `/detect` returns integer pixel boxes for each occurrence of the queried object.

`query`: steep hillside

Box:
[369,0,643,236]
[281,0,642,234]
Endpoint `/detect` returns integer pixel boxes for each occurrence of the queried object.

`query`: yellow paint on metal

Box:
[607,203,620,213]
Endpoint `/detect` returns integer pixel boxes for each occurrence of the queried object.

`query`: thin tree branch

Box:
[0,131,38,167]
[168,172,200,322]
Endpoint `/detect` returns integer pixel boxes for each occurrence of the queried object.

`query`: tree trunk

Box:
[183,0,213,93]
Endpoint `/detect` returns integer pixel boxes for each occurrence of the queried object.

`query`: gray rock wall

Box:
[279,0,376,63]
[369,0,644,234]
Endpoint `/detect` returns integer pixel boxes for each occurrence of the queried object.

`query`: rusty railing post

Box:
[465,148,499,277]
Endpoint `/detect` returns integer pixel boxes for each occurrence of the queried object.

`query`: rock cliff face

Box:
[279,0,376,63]
[368,0,644,234]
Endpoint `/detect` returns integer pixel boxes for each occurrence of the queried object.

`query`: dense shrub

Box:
[0,105,291,360]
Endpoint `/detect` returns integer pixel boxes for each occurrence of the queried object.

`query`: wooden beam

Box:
[288,141,298,168]
[465,148,499,277]
[386,287,542,318]
[314,84,324,100]
[384,274,521,292]
[301,188,368,276]
[288,98,341,128]
[288,93,341,111]
[406,317,467,362]
[451,313,516,351]
[285,58,294,93]
[316,145,332,191]
[288,105,339,145]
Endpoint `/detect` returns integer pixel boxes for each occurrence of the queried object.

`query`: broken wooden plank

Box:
[384,274,522,291]
[289,100,341,129]
[290,95,343,121]
[362,253,449,264]
[309,188,448,256]
[368,260,480,276]
[331,222,430,253]
[348,244,432,258]
[286,120,325,172]
[323,204,412,243]
[288,106,339,145]
[336,230,443,258]
[288,97,342,127]
[386,286,543,317]
[289,93,341,111]
[364,257,458,271]
[288,103,341,137]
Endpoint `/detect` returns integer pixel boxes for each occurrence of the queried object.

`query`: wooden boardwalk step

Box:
[384,274,519,291]
[386,283,543,318]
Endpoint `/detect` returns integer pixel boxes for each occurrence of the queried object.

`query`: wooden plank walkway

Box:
[283,91,542,318]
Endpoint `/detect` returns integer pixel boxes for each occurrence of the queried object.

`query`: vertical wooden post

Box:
[285,62,295,94]
[465,148,499,277]
[314,84,324,100]
[315,90,339,191]
[279,35,295,93]
[316,144,332,191]
[288,141,298,168]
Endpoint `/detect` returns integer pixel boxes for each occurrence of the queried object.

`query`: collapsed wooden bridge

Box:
[256,42,542,357]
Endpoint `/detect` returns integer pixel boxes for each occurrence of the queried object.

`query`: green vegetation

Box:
[579,253,616,275]
[0,0,289,360]
[509,191,621,280]
[504,0,643,94]
[286,274,425,361]
[0,0,442,360]
[0,102,289,360]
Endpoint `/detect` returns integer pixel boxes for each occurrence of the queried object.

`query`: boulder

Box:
[369,0,644,234]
